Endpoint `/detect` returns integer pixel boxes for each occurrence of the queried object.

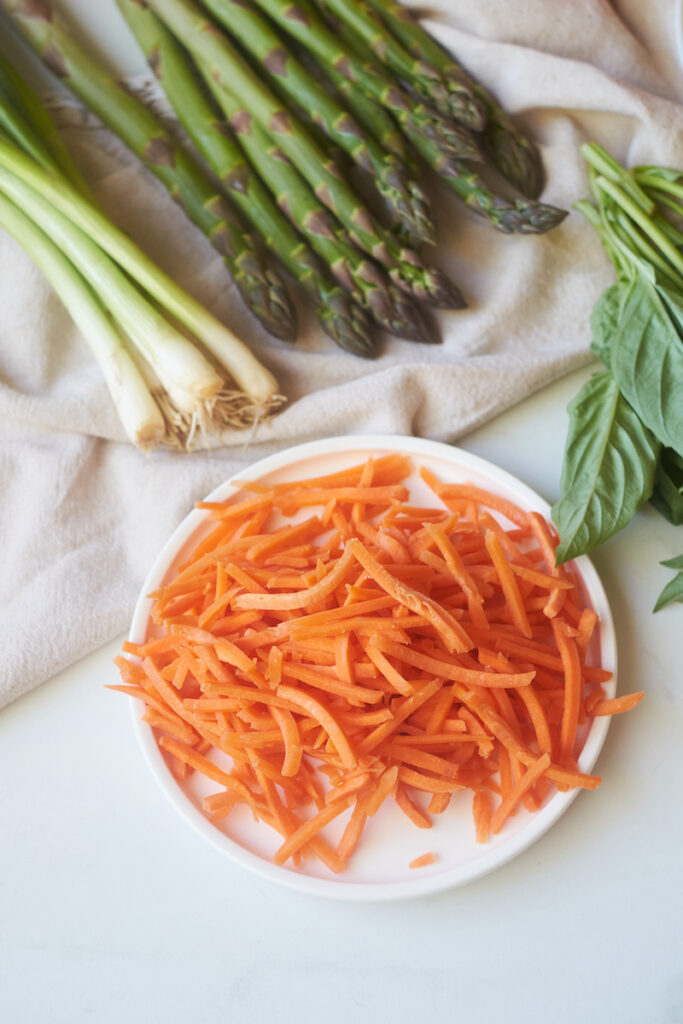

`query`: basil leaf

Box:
[590,280,625,365]
[553,371,660,563]
[654,571,683,612]
[650,447,683,525]
[661,553,683,570]
[610,274,683,456]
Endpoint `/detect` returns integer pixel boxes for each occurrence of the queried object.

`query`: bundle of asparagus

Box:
[2,0,566,364]
[0,49,281,449]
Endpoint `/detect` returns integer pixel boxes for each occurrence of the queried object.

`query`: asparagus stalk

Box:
[407,128,567,235]
[313,0,484,126]
[203,69,442,342]
[2,0,298,343]
[0,189,166,448]
[116,0,375,358]
[0,131,280,408]
[196,0,434,247]
[250,0,483,155]
[361,0,544,199]
[145,0,464,309]
[317,4,485,168]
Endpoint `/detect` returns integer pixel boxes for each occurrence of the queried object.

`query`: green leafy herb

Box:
[654,555,683,612]
[651,448,683,525]
[590,280,625,365]
[553,144,683,598]
[552,371,659,563]
[609,273,683,457]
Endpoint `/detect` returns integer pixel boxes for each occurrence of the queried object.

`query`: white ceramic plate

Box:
[128,435,617,901]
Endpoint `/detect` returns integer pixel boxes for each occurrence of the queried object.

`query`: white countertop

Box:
[1,5,682,1023]
[2,368,681,1024]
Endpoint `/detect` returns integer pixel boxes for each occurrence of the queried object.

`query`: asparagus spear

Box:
[2,0,298,342]
[144,0,464,309]
[196,0,433,247]
[250,0,483,155]
[203,69,442,342]
[312,0,484,126]
[407,128,566,234]
[361,0,544,199]
[117,0,375,358]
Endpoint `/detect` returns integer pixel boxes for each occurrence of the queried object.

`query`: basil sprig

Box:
[553,144,683,612]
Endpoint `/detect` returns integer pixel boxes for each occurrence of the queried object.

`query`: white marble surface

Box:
[1,4,682,1021]
[2,367,681,1024]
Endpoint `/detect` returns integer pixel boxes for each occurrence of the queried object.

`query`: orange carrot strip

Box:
[270,706,303,777]
[276,485,408,510]
[371,638,535,689]
[141,708,199,745]
[224,563,266,593]
[362,765,400,816]
[576,608,599,658]
[398,767,463,793]
[267,645,283,686]
[427,792,451,814]
[289,595,396,632]
[277,685,357,770]
[234,544,357,611]
[516,684,554,758]
[491,753,552,834]
[280,663,383,705]
[409,851,436,869]
[391,732,485,746]
[395,785,432,828]
[383,743,460,779]
[552,619,583,766]
[335,633,353,685]
[362,640,415,696]
[273,797,353,866]
[424,682,456,734]
[473,790,492,844]
[347,538,473,654]
[159,736,246,793]
[588,692,644,716]
[510,564,574,591]
[359,680,441,752]
[325,772,372,804]
[483,529,532,639]
[421,472,529,528]
[336,800,368,861]
[247,515,324,561]
[195,493,274,519]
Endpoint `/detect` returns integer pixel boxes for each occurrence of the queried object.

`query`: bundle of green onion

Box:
[1,0,566,363]
[0,49,280,450]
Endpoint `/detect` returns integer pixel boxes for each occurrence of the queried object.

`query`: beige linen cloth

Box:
[1,0,681,707]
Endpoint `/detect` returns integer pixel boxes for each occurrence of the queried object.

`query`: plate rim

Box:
[128,434,617,902]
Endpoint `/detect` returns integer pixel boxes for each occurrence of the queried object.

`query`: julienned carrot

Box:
[396,784,432,828]
[552,620,582,766]
[409,851,437,869]
[490,754,552,834]
[473,790,492,844]
[347,537,474,654]
[276,685,357,770]
[588,691,644,716]
[114,456,637,876]
[273,797,353,866]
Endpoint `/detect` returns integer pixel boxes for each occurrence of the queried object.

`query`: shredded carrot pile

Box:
[112,454,640,873]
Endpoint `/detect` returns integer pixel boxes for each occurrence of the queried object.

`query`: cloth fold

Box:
[1,0,680,707]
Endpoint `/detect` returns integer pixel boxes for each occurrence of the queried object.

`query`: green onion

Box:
[0,190,166,449]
